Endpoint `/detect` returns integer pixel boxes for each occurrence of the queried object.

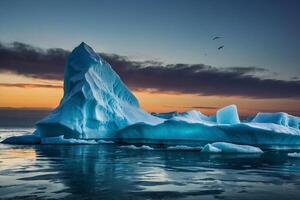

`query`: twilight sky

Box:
[0,0,300,124]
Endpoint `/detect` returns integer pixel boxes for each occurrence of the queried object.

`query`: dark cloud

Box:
[0,41,300,99]
[225,66,268,74]
[0,41,67,80]
[107,55,300,99]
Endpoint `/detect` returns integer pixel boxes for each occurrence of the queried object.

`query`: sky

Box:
[0,0,300,125]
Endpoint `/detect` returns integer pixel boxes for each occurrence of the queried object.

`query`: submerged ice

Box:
[2,42,300,149]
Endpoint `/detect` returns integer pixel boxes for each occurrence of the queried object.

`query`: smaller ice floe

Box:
[287,152,300,158]
[167,145,202,151]
[201,142,263,154]
[97,139,115,144]
[41,135,97,144]
[120,145,154,150]
[2,134,41,144]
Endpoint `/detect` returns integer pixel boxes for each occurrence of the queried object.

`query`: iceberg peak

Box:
[79,41,88,47]
[68,42,101,65]
[76,42,98,57]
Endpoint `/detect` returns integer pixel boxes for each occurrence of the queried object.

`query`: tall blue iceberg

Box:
[34,42,163,139]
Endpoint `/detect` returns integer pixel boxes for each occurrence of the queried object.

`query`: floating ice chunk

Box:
[97,140,115,144]
[287,152,300,158]
[41,135,97,144]
[1,134,41,144]
[120,145,154,150]
[252,112,300,130]
[167,145,202,150]
[201,144,221,153]
[201,142,263,153]
[216,105,240,124]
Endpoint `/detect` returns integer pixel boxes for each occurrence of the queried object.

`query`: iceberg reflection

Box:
[23,144,300,199]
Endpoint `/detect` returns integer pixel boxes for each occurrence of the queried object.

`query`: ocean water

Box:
[1,128,300,200]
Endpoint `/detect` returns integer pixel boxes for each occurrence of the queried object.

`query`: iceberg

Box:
[2,42,300,149]
[201,142,263,153]
[34,42,163,139]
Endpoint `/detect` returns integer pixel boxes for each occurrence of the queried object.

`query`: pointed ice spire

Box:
[69,42,101,65]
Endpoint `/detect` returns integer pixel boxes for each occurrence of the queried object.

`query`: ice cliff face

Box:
[35,42,163,139]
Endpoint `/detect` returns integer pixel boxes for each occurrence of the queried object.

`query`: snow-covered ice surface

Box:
[201,142,263,154]
[2,42,300,150]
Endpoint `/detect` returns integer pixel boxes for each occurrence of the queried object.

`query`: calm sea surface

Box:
[1,127,300,200]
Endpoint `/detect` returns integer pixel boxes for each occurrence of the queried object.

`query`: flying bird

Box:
[213,36,222,40]
[218,45,224,50]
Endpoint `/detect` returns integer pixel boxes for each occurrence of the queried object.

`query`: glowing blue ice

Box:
[34,42,163,139]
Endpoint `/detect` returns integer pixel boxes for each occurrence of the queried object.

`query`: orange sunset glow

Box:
[1,72,299,117]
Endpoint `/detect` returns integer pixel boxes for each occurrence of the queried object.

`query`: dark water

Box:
[1,128,300,200]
